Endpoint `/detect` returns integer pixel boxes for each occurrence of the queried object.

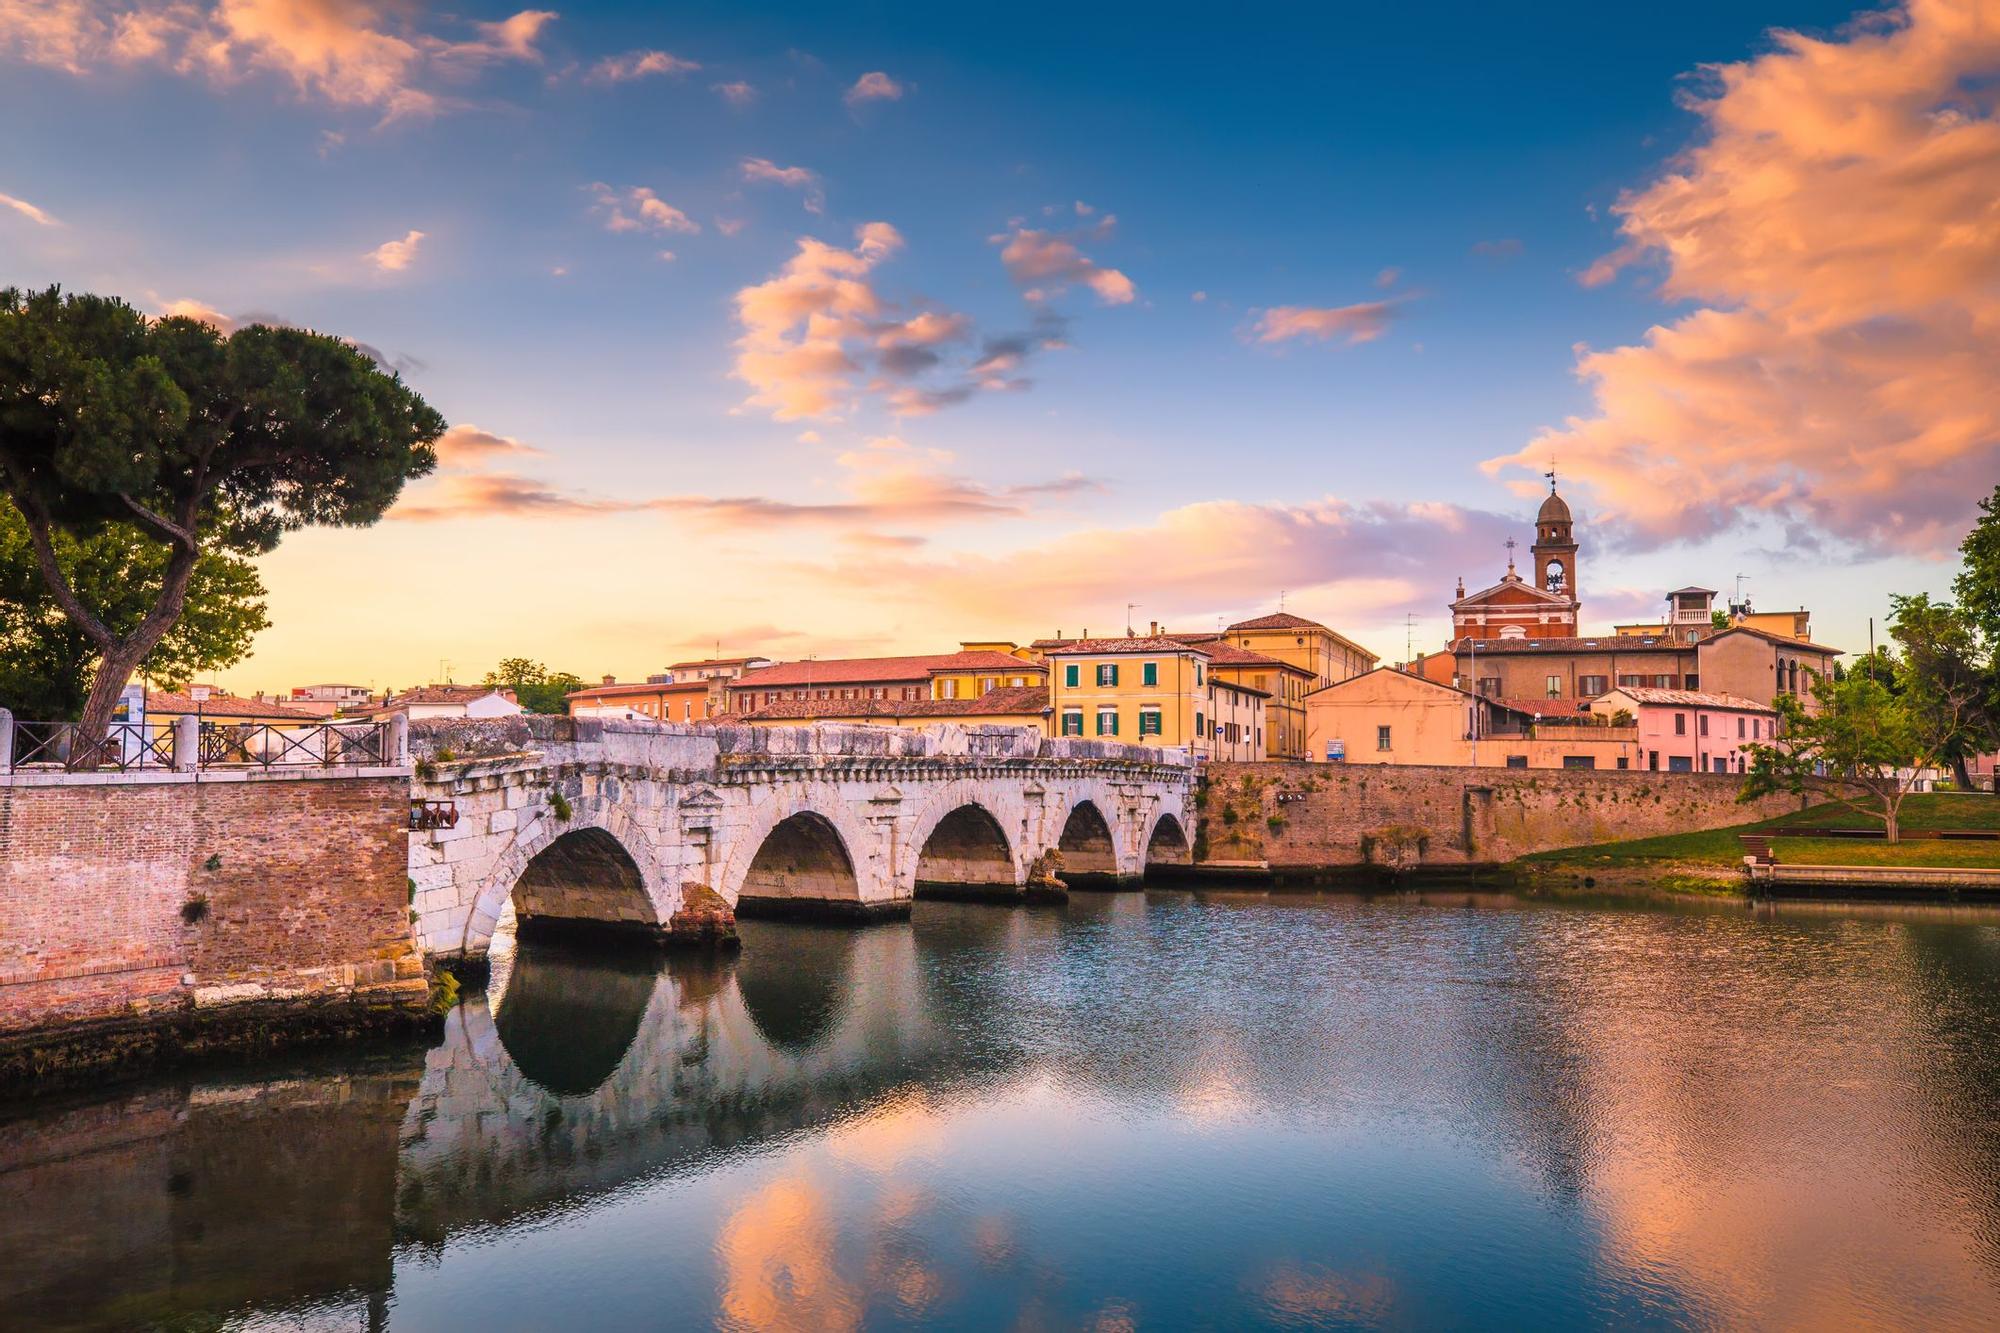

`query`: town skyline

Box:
[5,0,1992,689]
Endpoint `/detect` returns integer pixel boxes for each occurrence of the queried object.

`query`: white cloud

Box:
[0,189,60,226]
[366,228,425,272]
[844,70,903,105]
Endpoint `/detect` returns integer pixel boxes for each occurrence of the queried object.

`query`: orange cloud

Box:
[1490,0,2000,553]
[713,79,755,105]
[740,156,824,214]
[365,227,425,271]
[0,189,60,226]
[0,2,554,121]
[1251,301,1398,345]
[844,70,903,106]
[432,423,544,467]
[992,219,1136,305]
[588,48,699,83]
[588,183,699,235]
[732,221,903,420]
[817,495,1514,637]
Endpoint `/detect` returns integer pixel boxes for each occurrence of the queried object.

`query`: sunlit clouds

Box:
[587,48,698,83]
[0,0,556,121]
[1490,0,2000,555]
[588,183,700,234]
[0,189,59,226]
[740,156,825,215]
[991,214,1136,305]
[844,70,904,106]
[1251,301,1398,346]
[365,227,425,271]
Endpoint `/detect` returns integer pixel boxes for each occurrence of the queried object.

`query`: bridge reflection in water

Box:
[10,895,2000,1330]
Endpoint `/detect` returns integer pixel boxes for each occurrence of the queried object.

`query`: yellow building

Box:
[738,686,1051,734]
[1170,634,1316,759]
[1304,667,1643,770]
[1043,636,1264,760]
[565,676,713,722]
[1224,612,1378,688]
[727,649,1045,714]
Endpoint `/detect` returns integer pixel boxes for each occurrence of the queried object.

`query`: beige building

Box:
[1305,667,1645,770]
[738,686,1051,734]
[1223,612,1378,687]
[566,677,713,722]
[1043,636,1265,761]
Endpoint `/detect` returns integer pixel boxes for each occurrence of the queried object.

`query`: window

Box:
[1617,674,1642,687]
[1651,674,1674,688]
[1478,677,1501,697]
[1668,756,1693,772]
[1064,664,1079,688]
[1139,708,1162,736]
[1616,756,1629,769]
[1505,755,1528,769]
[1674,713,1687,735]
[1684,674,1699,689]
[1562,756,1596,769]
[940,678,959,699]
[1096,709,1118,736]
[1061,710,1083,736]
[1713,757,1727,773]
[981,677,997,693]
[1737,717,1745,738]
[1578,675,1608,696]
[1195,712,1205,737]
[1698,715,1709,737]
[1142,661,1159,686]
[1377,725,1392,751]
[1097,663,1119,687]
[1195,663,1205,686]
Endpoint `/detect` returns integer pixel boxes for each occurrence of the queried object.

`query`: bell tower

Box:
[1531,469,1579,607]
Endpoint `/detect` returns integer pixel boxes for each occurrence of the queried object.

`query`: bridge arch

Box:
[492,945,661,1097]
[912,801,1019,898]
[1144,811,1193,874]
[1056,799,1122,886]
[461,797,667,961]
[726,799,881,920]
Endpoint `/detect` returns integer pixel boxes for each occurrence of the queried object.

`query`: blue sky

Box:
[4,1,1993,689]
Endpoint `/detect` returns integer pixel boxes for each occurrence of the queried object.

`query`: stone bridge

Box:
[408,717,1194,969]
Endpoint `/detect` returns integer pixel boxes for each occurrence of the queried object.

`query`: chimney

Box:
[602,675,616,686]
[1149,620,1160,636]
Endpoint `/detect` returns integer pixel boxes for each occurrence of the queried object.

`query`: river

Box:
[7,889,2000,1330]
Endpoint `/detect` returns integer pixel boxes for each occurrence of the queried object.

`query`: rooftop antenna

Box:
[438,659,451,685]
[1405,613,1418,665]
[1126,602,1140,636]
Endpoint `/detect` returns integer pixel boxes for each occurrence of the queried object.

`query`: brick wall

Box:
[1196,761,1804,870]
[0,773,427,1057]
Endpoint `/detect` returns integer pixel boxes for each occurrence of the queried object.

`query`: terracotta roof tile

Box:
[1166,633,1305,670]
[732,651,1041,689]
[566,680,708,702]
[1037,636,1212,657]
[739,685,1050,721]
[1601,686,1774,711]
[145,691,325,721]
[1226,612,1325,631]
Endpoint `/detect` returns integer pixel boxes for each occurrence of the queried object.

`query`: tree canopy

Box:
[0,502,268,719]
[0,286,442,747]
[484,658,586,715]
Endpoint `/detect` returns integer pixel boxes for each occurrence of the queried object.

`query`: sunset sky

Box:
[4,0,1997,691]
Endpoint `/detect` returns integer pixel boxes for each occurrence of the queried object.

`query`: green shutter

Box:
[1065,664,1079,687]
[1110,711,1119,735]
[1142,662,1158,686]
[1108,664,1119,686]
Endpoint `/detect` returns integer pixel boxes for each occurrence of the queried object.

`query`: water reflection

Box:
[6,892,2000,1329]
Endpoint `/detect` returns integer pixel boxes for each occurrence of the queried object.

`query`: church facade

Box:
[1448,484,1581,643]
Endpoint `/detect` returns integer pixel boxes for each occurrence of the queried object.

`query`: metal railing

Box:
[1,711,403,774]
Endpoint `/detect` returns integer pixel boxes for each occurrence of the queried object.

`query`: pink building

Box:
[1590,687,1776,775]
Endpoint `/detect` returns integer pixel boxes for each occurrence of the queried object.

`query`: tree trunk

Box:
[70,639,152,767]
[67,545,201,769]
[1883,802,1900,844]
[1953,754,1974,791]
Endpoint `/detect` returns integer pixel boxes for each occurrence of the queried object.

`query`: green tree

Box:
[0,502,269,719]
[1888,593,1997,790]
[1955,483,2000,647]
[483,658,585,714]
[0,287,442,753]
[1741,672,1949,841]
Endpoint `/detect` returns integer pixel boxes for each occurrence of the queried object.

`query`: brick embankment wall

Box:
[0,772,433,1084]
[1194,762,1804,873]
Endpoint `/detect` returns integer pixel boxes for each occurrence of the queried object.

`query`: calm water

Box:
[9,890,2000,1331]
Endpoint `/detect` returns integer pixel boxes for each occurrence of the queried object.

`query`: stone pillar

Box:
[0,707,13,775]
[172,714,200,772]
[388,713,410,766]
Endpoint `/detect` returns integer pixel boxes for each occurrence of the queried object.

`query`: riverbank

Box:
[1511,792,2000,899]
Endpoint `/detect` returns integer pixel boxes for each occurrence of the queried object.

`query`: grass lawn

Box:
[1524,793,2000,871]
